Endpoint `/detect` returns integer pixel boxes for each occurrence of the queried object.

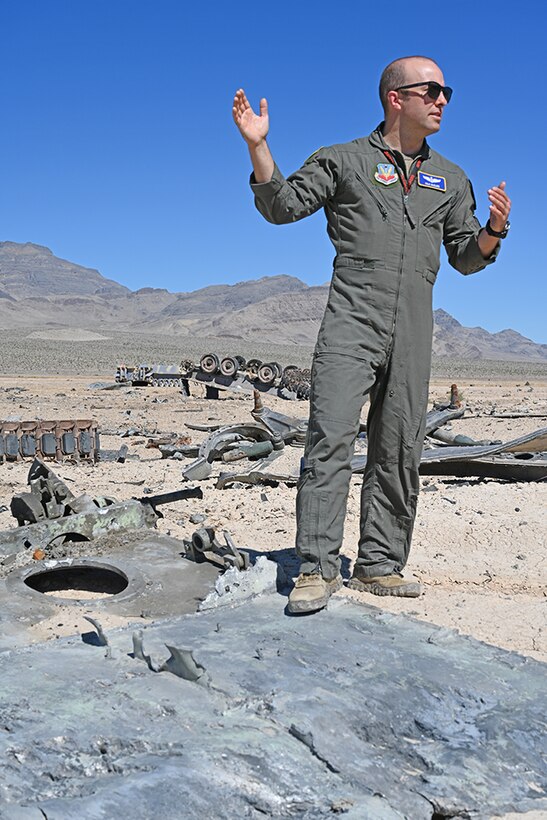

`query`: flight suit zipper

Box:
[381,151,422,354]
[388,192,408,350]
[354,174,388,220]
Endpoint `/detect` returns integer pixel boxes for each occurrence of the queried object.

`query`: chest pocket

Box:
[345,172,391,265]
[416,196,453,275]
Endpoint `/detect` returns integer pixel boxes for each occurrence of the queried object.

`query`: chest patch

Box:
[374,163,398,186]
[417,172,447,191]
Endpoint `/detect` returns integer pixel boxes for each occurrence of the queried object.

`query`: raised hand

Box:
[487,181,511,232]
[232,89,269,147]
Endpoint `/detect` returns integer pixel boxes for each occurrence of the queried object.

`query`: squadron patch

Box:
[374,163,398,186]
[417,172,447,191]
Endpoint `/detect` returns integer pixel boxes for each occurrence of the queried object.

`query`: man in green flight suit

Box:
[232,56,511,614]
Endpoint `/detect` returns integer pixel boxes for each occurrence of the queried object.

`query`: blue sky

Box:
[1,0,545,343]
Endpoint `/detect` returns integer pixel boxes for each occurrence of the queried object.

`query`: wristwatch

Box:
[485,219,510,239]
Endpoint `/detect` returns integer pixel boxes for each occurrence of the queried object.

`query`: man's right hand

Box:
[232,89,269,147]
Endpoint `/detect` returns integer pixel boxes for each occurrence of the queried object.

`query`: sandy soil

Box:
[0,372,545,663]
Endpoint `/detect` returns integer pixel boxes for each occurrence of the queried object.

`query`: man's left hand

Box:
[487,180,511,231]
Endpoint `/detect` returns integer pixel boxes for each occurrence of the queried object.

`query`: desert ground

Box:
[0,332,545,666]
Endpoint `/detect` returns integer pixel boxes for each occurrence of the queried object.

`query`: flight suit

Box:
[250,126,498,581]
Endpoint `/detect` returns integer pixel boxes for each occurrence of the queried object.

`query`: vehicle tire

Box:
[246,358,262,379]
[200,353,220,374]
[257,361,281,384]
[220,356,239,377]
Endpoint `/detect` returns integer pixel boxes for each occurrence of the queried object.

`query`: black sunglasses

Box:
[395,81,453,103]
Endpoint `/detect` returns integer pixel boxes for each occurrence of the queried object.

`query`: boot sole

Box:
[347,577,422,598]
[288,576,343,614]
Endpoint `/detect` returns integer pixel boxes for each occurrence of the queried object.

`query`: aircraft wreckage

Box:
[0,386,546,817]
[116,354,312,400]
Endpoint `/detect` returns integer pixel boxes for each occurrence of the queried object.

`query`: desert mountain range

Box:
[0,241,545,362]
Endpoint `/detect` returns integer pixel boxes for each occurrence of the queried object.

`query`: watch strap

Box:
[485,219,510,239]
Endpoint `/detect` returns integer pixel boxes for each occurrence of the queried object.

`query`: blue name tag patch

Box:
[417,172,447,191]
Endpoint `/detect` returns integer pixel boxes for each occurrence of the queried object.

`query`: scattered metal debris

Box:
[132,630,209,683]
[251,390,307,444]
[181,421,282,481]
[489,412,547,419]
[183,527,250,571]
[0,419,99,463]
[83,615,110,647]
[115,354,312,400]
[198,555,282,610]
[420,453,547,481]
[146,434,191,449]
[0,458,203,558]
[172,392,547,485]
[424,402,465,435]
[353,426,547,481]
[427,428,497,446]
[89,381,125,391]
[217,450,296,489]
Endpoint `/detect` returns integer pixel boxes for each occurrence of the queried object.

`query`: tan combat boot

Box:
[288,573,343,614]
[348,573,421,598]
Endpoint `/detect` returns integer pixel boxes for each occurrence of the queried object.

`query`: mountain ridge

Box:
[0,241,544,362]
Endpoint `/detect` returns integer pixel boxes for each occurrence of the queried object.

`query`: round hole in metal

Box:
[24,565,129,600]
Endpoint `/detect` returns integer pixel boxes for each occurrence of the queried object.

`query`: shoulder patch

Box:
[304,147,325,164]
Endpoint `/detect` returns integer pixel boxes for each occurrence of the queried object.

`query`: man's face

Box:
[396,60,449,136]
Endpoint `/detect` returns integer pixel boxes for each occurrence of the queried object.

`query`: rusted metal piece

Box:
[0,419,99,463]
[450,384,462,408]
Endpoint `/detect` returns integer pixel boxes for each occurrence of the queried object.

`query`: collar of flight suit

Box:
[368,123,431,165]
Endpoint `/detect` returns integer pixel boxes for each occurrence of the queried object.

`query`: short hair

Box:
[379,56,439,111]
